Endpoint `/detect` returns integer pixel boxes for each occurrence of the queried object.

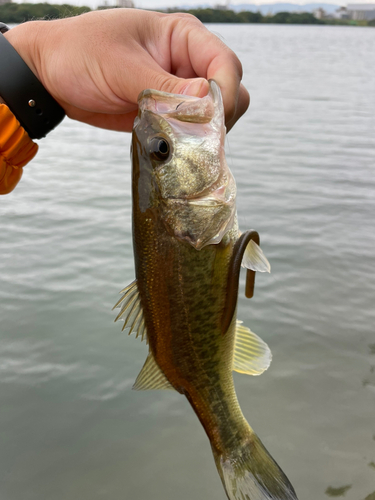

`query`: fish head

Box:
[132,80,236,250]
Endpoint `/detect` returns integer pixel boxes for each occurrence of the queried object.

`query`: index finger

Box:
[166,14,249,125]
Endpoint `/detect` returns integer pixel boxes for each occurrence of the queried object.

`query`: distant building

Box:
[116,0,134,6]
[347,3,375,20]
[0,0,10,4]
[313,7,327,19]
[97,0,111,9]
[313,7,338,19]
[98,0,134,8]
[333,6,350,19]
[214,1,230,10]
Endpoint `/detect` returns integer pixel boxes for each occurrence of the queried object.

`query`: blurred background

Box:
[1,16,375,500]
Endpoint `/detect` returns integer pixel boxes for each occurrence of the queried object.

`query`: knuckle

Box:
[232,55,243,79]
[168,12,204,29]
[153,73,179,94]
[221,48,243,80]
[233,52,243,80]
[225,100,237,123]
[170,12,200,22]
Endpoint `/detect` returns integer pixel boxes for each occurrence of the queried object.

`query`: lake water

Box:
[1,24,374,500]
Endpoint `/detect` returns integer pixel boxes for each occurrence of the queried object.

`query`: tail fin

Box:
[212,433,298,500]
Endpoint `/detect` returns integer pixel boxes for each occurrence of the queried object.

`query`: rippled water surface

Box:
[1,24,374,500]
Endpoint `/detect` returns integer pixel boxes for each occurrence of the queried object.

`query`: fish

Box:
[113,81,298,500]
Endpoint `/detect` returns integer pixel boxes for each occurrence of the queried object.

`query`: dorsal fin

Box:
[113,280,148,342]
[133,351,175,391]
[233,320,272,375]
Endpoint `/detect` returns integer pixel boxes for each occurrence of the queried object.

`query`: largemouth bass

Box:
[114,81,298,500]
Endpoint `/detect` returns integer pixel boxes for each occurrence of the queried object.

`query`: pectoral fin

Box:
[113,280,147,342]
[242,239,271,273]
[233,320,272,375]
[133,351,175,391]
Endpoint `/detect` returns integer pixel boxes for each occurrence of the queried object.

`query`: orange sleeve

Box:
[0,103,38,195]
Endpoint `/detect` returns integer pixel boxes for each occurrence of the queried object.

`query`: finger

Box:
[226,84,250,133]
[64,82,249,133]
[111,52,210,104]
[168,20,244,125]
[63,105,139,132]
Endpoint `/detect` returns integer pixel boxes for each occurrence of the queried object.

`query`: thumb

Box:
[174,77,210,98]
[129,70,209,101]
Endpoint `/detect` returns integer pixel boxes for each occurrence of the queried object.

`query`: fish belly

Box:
[134,216,245,441]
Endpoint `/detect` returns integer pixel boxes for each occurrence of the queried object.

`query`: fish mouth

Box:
[137,80,223,126]
[186,182,235,207]
[163,181,236,250]
[187,198,223,207]
[163,179,235,209]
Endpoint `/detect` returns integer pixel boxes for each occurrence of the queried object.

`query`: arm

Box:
[0,9,249,193]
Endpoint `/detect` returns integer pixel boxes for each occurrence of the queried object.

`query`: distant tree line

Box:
[169,8,374,26]
[0,3,90,23]
[170,8,324,25]
[0,3,373,26]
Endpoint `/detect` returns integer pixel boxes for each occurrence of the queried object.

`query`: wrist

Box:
[4,22,43,83]
[0,22,65,139]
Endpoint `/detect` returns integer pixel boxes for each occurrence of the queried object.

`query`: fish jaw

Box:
[132,80,237,249]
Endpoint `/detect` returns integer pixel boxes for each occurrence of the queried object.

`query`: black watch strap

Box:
[0,22,10,34]
[0,30,65,139]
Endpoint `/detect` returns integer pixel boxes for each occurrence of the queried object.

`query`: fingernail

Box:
[182,78,208,97]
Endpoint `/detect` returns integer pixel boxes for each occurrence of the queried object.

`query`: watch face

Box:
[0,23,10,34]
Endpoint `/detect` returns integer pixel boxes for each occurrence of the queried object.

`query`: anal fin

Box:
[133,351,175,391]
[233,320,272,376]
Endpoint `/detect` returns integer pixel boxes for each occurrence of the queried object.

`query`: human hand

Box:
[4,9,249,133]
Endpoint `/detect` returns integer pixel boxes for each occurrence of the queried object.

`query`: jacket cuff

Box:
[0,103,38,194]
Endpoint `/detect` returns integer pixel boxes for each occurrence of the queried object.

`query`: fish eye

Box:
[149,137,170,162]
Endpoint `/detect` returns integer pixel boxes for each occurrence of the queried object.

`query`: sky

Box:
[11,0,373,10]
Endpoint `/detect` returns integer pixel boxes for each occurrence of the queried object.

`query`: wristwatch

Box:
[0,22,10,34]
[0,23,66,139]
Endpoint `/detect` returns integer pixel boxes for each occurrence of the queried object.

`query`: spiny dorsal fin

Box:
[133,351,175,391]
[241,239,271,273]
[112,280,148,342]
[233,320,272,376]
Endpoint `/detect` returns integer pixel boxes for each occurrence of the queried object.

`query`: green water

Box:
[1,24,374,500]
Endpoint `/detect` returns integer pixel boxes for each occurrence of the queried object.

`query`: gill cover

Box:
[134,81,236,250]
